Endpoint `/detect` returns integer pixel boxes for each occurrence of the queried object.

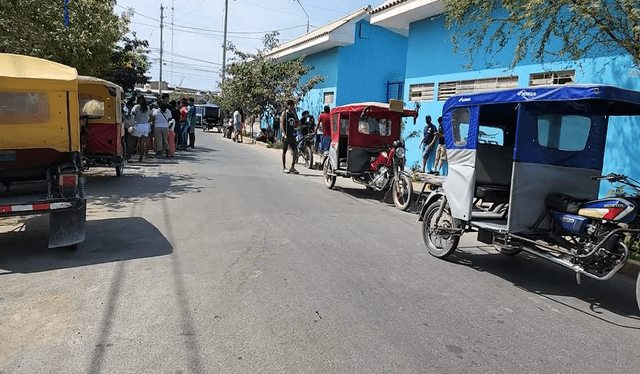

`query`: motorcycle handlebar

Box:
[591,173,623,181]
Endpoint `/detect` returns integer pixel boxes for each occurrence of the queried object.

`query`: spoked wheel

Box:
[422,200,460,258]
[304,146,314,169]
[323,159,336,189]
[393,174,413,211]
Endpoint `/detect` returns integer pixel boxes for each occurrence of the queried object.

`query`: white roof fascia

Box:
[370,0,445,34]
[270,24,356,63]
[265,6,371,63]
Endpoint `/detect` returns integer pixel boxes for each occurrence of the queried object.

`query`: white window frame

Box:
[409,83,435,102]
[323,92,334,105]
[437,76,519,101]
[529,70,575,86]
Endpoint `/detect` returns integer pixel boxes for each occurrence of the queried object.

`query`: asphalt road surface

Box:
[1,132,639,373]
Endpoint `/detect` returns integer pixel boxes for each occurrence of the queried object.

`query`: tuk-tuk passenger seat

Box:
[474,143,514,203]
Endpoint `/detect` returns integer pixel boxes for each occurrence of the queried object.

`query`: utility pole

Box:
[221,0,229,84]
[294,0,309,33]
[159,4,164,96]
[171,0,175,88]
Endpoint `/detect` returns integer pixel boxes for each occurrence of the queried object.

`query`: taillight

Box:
[59,174,78,187]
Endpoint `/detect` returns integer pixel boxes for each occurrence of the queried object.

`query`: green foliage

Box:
[266,141,283,149]
[213,31,326,122]
[103,33,151,93]
[444,0,640,70]
[0,0,125,77]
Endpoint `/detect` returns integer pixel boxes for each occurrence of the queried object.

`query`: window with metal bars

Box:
[529,70,575,86]
[437,76,519,101]
[408,83,435,102]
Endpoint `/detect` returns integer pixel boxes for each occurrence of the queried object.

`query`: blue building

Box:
[265,6,409,119]
[369,0,640,193]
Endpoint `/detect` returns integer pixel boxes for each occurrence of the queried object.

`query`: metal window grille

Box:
[437,76,519,101]
[323,92,335,105]
[408,83,435,102]
[529,70,575,86]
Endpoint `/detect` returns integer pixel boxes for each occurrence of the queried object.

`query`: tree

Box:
[0,0,125,77]
[103,33,151,93]
[214,32,325,126]
[444,0,640,70]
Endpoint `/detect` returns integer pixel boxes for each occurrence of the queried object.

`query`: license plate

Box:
[0,151,16,162]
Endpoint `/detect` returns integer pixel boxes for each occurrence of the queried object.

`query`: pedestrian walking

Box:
[187,97,196,149]
[317,105,331,153]
[280,100,300,174]
[131,95,151,162]
[419,115,437,173]
[150,101,172,157]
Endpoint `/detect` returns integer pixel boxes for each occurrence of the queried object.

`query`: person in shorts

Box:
[131,95,151,162]
[280,100,300,174]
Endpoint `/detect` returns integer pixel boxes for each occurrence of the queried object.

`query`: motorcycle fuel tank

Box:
[578,197,638,223]
[551,212,590,235]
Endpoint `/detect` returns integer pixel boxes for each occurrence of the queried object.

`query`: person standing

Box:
[150,101,172,157]
[179,99,189,149]
[431,116,447,175]
[316,106,331,154]
[131,95,151,162]
[167,100,179,157]
[233,108,243,143]
[123,97,136,161]
[419,115,437,173]
[280,100,300,174]
[187,97,197,149]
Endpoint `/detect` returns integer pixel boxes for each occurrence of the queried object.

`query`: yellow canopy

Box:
[0,54,78,91]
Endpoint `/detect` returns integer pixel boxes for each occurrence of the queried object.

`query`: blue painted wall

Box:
[299,19,408,113]
[403,15,640,195]
[335,20,408,105]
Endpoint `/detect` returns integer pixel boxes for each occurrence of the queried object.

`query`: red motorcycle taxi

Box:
[321,102,418,211]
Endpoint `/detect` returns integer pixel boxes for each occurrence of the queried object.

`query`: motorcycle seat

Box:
[545,193,586,214]
[475,185,510,203]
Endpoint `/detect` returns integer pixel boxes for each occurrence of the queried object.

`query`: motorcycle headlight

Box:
[396,147,405,159]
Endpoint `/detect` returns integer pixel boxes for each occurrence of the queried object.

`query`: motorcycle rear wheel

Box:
[392,174,413,211]
[422,200,460,258]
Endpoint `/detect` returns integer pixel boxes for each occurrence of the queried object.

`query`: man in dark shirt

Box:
[419,115,437,173]
[280,100,300,174]
[432,116,447,175]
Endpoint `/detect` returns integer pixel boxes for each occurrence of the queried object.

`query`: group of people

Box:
[122,94,198,162]
[278,100,332,174]
[419,115,447,175]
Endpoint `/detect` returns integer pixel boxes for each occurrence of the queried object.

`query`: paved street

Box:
[1,132,639,373]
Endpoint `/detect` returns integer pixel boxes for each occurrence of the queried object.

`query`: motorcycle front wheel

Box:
[392,174,413,211]
[422,199,460,258]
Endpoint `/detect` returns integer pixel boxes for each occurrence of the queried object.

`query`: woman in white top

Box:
[150,101,173,157]
[131,95,151,162]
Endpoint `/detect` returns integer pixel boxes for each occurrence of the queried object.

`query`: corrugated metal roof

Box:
[370,0,408,14]
[265,6,371,57]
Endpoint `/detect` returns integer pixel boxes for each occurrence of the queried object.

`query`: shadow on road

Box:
[449,246,640,321]
[0,215,173,274]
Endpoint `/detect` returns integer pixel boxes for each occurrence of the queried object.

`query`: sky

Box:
[114,0,377,92]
